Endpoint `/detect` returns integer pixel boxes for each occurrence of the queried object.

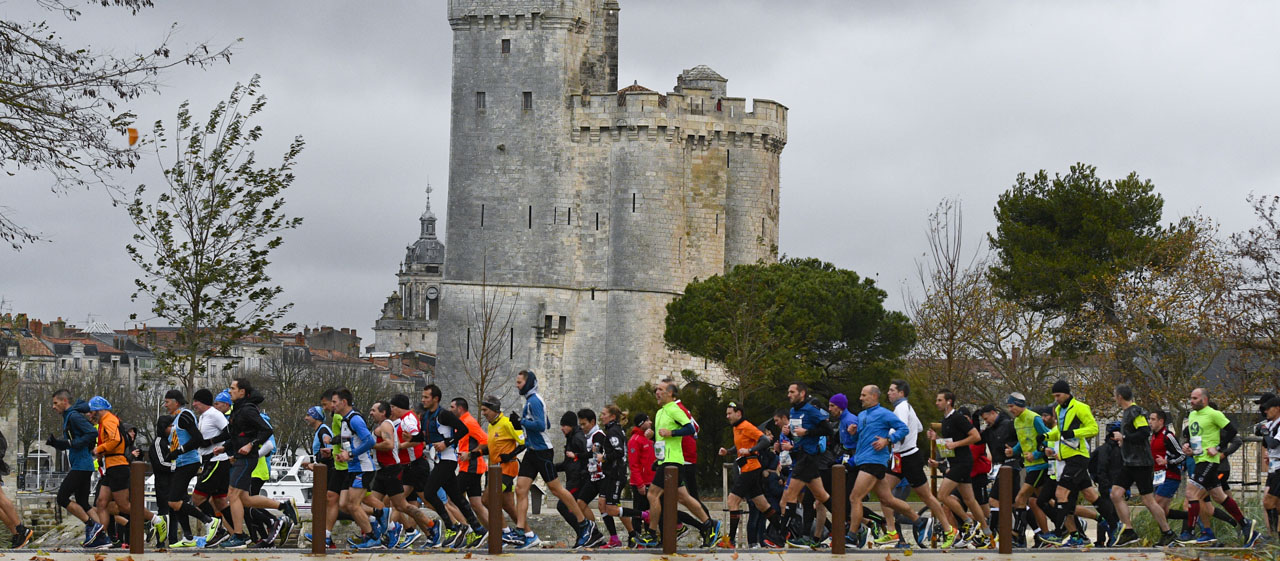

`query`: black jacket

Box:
[594,420,628,480]
[557,427,589,490]
[982,413,1018,465]
[225,393,273,459]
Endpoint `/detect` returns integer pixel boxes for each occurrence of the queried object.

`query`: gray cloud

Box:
[3,1,1279,338]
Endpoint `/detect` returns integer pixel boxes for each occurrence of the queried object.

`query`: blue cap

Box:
[307,406,325,421]
[215,389,233,405]
[88,396,111,411]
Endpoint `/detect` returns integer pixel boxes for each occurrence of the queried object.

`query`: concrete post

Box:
[662,465,678,554]
[311,464,327,555]
[487,465,502,554]
[129,461,145,553]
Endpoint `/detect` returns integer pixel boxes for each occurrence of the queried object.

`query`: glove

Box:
[164,448,181,462]
[499,452,516,463]
[46,435,69,450]
[509,412,521,426]
[1060,429,1074,439]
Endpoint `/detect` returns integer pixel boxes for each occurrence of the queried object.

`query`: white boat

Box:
[145,455,315,510]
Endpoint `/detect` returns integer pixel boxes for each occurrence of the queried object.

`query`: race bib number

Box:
[840,454,852,467]
[1190,436,1203,456]
[654,440,666,461]
[936,439,955,458]
[789,419,803,433]
[890,454,902,473]
[1052,460,1065,479]
[1153,470,1166,486]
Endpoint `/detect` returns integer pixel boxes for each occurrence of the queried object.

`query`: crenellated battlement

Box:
[449,0,601,31]
[569,89,787,152]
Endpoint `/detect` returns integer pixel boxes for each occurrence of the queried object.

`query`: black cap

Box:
[193,389,214,406]
[1264,397,1280,410]
[632,413,649,427]
[1254,392,1277,405]
[390,394,411,410]
[164,389,187,405]
[978,404,999,415]
[560,411,578,427]
[1051,380,1070,394]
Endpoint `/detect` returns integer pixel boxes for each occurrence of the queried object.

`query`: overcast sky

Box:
[4,1,1280,341]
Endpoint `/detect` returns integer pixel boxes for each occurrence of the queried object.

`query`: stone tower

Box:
[373,189,445,353]
[437,0,786,413]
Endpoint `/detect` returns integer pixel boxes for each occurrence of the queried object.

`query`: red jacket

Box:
[628,427,656,486]
[676,400,699,463]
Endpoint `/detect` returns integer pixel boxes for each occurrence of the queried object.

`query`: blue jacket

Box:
[834,409,858,454]
[853,404,909,467]
[521,390,551,451]
[789,402,830,455]
[62,400,97,471]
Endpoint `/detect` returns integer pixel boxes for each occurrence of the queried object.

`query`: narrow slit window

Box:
[726,150,730,168]
[591,288,595,300]
[761,217,766,236]
[595,212,600,230]
[632,193,637,212]
[509,327,514,359]
[528,205,533,228]
[567,207,572,225]
[480,204,485,227]
[501,39,511,54]
[523,91,533,110]
[466,328,472,359]
[476,91,486,109]
[715,213,719,233]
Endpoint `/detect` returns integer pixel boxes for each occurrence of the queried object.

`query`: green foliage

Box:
[988,163,1165,324]
[126,75,304,395]
[664,257,915,404]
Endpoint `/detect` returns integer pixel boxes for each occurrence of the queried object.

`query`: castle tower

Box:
[436,0,786,413]
[373,187,445,354]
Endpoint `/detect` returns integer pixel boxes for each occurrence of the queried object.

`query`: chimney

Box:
[30,320,44,338]
[341,328,349,334]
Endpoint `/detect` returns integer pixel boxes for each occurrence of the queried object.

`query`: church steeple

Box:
[420,182,437,239]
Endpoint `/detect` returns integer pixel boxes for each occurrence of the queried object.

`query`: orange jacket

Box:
[93,411,127,469]
[457,411,488,473]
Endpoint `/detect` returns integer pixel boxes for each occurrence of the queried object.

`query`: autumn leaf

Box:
[581,556,591,560]
[27,556,53,561]
[463,554,472,559]
[731,555,739,560]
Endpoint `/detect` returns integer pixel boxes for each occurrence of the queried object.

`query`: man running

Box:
[218,379,298,549]
[1005,392,1049,548]
[192,389,232,546]
[160,389,221,547]
[478,396,523,546]
[1177,388,1258,547]
[389,394,435,548]
[1258,397,1280,535]
[452,397,491,538]
[1040,380,1119,547]
[368,400,426,548]
[512,370,595,549]
[1108,384,1174,546]
[577,406,637,548]
[421,385,488,549]
[846,385,913,549]
[778,382,831,548]
[639,381,721,548]
[332,387,380,548]
[879,380,954,548]
[47,389,94,547]
[979,404,1017,549]
[85,396,167,549]
[927,389,989,547]
[302,405,337,548]
[721,402,778,548]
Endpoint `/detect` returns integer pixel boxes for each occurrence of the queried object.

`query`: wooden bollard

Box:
[487,465,503,554]
[998,466,1013,554]
[129,461,145,553]
[311,464,327,555]
[662,465,679,554]
[832,465,846,554]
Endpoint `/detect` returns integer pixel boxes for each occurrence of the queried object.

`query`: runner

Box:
[477,395,523,546]
[1176,388,1258,547]
[879,380,954,548]
[1108,385,1174,546]
[627,413,655,547]
[193,389,233,546]
[979,404,1017,549]
[1041,380,1119,547]
[47,389,94,547]
[451,397,491,544]
[1148,410,1183,522]
[332,387,380,548]
[368,400,417,548]
[926,389,989,547]
[1005,392,1049,548]
[1257,397,1280,535]
[720,402,778,548]
[159,390,221,547]
[420,384,487,549]
[637,381,720,548]
[218,379,298,549]
[389,394,436,548]
[84,396,166,550]
[846,386,911,549]
[778,382,831,548]
[512,370,595,549]
[301,405,337,548]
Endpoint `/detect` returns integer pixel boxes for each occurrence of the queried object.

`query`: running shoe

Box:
[424,522,441,547]
[1156,531,1177,547]
[152,515,169,548]
[912,517,934,547]
[203,517,222,544]
[219,535,249,549]
[87,533,114,550]
[352,534,385,550]
[873,530,902,547]
[399,527,422,549]
[1036,530,1066,547]
[1114,528,1141,547]
[700,520,723,548]
[465,527,488,549]
[1066,532,1091,548]
[518,532,545,549]
[11,527,33,549]
[384,522,402,549]
[1240,519,1260,548]
[939,527,959,549]
[206,526,231,548]
[786,534,818,548]
[282,498,300,525]
[600,535,624,549]
[170,537,199,548]
[1195,529,1217,546]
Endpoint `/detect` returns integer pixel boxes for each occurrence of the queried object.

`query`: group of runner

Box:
[20,370,1280,551]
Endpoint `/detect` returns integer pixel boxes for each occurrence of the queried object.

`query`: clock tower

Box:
[373,187,445,354]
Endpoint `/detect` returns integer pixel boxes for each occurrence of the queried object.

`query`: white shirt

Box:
[891,399,922,456]
[198,409,230,462]
[1266,417,1280,472]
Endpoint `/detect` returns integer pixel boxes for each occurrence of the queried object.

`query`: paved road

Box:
[0,548,1172,560]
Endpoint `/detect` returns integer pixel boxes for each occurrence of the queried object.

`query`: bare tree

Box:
[453,257,518,410]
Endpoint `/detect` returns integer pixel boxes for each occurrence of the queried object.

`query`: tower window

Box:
[480,204,485,227]
[476,91,486,109]
[501,39,511,54]
[528,205,533,229]
[523,91,533,110]
[632,193,637,212]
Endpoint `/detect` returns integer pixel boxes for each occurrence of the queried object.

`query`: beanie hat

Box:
[481,395,502,412]
[215,389,233,405]
[560,410,578,427]
[390,394,411,411]
[193,389,214,406]
[156,414,174,436]
[164,389,186,405]
[88,396,111,411]
[1051,379,1071,395]
[829,393,849,411]
[307,406,325,421]
[1006,392,1027,408]
[632,413,649,428]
